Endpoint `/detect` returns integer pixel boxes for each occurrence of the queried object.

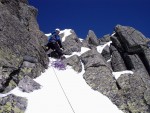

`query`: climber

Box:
[44,28,65,59]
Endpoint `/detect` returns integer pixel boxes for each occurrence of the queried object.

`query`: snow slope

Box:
[25,60,124,113]
[0,58,123,113]
[0,29,133,113]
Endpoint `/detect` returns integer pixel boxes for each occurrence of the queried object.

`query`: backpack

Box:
[48,32,60,43]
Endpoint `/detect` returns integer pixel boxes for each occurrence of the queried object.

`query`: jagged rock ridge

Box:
[62,25,150,112]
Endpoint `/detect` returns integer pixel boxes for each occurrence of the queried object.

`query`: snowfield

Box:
[0,30,132,113]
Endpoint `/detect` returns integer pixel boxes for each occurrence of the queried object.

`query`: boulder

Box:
[81,47,118,95]
[64,55,82,72]
[18,76,41,93]
[0,94,27,113]
[85,30,99,47]
[83,67,118,93]
[62,30,82,55]
[80,48,108,70]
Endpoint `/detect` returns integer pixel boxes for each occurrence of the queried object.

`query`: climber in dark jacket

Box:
[45,28,64,58]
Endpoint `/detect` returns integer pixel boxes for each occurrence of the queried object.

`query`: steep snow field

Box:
[0,29,134,113]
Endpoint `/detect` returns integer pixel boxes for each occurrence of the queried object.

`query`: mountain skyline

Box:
[29,0,150,38]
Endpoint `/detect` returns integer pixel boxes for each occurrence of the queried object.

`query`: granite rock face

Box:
[114,25,147,53]
[110,45,127,71]
[0,94,27,113]
[101,45,111,61]
[0,1,49,112]
[81,30,99,49]
[62,30,82,55]
[18,76,41,93]
[90,25,150,113]
[86,30,99,47]
[0,0,49,93]
[0,1,150,112]
[63,55,82,73]
[63,25,150,113]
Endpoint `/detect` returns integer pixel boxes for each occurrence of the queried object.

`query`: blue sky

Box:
[28,0,150,39]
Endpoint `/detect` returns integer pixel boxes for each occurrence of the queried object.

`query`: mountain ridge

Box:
[0,0,150,113]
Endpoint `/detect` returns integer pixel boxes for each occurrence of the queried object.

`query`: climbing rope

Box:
[51,59,76,113]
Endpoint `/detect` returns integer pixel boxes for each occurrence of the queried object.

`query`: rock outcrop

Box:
[0,0,49,93]
[0,0,49,111]
[62,25,150,113]
[64,25,150,113]
[0,1,150,112]
[101,25,150,113]
[18,76,41,93]
[0,94,27,113]
[62,30,82,55]
[99,34,111,43]
[110,45,127,71]
[80,49,118,92]
[101,45,111,61]
[63,55,82,73]
[81,30,100,49]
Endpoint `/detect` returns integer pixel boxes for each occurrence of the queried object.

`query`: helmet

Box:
[55,28,60,32]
